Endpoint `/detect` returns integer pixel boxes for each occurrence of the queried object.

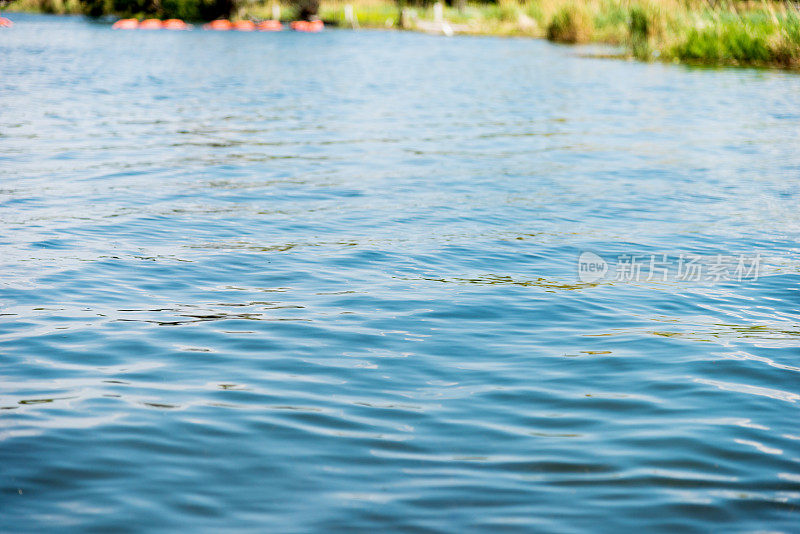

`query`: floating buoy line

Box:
[0,14,323,32]
[110,17,322,32]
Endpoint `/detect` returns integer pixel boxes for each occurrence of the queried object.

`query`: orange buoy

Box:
[257,19,283,31]
[139,18,163,30]
[204,19,232,30]
[0,16,14,28]
[162,18,190,30]
[291,19,322,32]
[232,20,256,31]
[111,18,138,29]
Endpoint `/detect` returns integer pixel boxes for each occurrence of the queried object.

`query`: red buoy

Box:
[111,18,138,29]
[204,19,232,30]
[291,20,322,32]
[163,19,190,30]
[138,18,163,30]
[232,20,256,31]
[257,19,283,31]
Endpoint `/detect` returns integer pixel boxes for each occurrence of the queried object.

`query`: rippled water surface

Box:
[2,13,800,532]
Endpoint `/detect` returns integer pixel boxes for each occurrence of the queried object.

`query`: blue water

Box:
[1,13,799,532]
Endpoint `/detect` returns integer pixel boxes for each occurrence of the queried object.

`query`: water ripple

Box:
[2,13,800,533]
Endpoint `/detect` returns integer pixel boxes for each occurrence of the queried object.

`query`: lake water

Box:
[1,13,799,532]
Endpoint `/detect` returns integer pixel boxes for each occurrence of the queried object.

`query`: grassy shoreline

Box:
[5,0,800,70]
[315,0,800,69]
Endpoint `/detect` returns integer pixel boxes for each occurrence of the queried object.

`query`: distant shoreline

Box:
[5,0,800,71]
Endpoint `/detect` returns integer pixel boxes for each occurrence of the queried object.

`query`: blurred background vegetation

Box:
[3,0,799,68]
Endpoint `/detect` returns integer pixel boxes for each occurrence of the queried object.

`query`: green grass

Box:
[546,3,593,43]
[5,0,82,14]
[318,1,398,27]
[667,10,800,67]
